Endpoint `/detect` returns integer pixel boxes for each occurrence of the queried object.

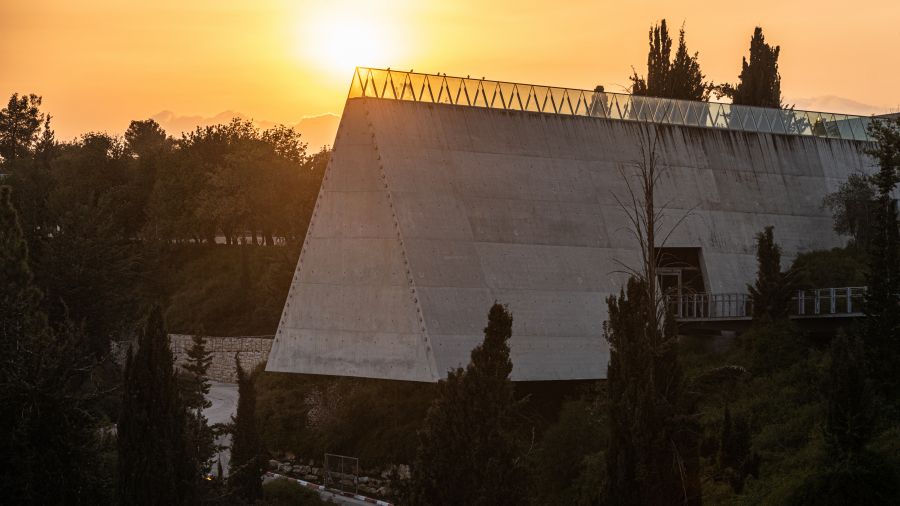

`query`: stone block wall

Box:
[169,334,273,383]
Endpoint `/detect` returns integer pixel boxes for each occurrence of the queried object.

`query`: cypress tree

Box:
[604,277,700,506]
[723,27,783,108]
[182,334,215,477]
[229,358,264,503]
[748,226,794,321]
[862,118,900,401]
[118,306,195,505]
[409,303,524,506]
[631,20,709,101]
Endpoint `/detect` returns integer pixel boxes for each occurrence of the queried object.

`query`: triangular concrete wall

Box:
[267,97,873,382]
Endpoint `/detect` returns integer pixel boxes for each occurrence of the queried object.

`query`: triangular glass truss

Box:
[558,90,575,115]
[498,82,517,109]
[424,75,440,103]
[461,79,480,106]
[369,69,390,98]
[435,77,454,104]
[472,81,489,107]
[532,86,550,113]
[445,77,464,104]
[408,73,428,101]
[630,96,647,121]
[348,68,365,98]
[548,88,566,114]
[381,71,401,100]
[612,95,630,120]
[479,81,497,108]
[346,67,873,141]
[770,111,787,134]
[523,87,541,112]
[572,91,590,115]
[396,73,417,101]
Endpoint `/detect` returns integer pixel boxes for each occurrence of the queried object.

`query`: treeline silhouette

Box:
[1,94,328,348]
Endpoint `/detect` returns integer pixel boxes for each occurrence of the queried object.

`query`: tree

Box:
[603,123,700,505]
[0,93,45,163]
[181,334,216,478]
[748,226,794,321]
[719,27,783,108]
[409,303,525,506]
[631,20,709,101]
[862,118,900,401]
[823,173,878,249]
[789,333,898,505]
[0,186,107,504]
[118,306,195,505]
[604,277,700,506]
[229,358,265,503]
[125,119,170,159]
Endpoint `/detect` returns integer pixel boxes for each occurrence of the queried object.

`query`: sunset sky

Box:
[2,0,898,147]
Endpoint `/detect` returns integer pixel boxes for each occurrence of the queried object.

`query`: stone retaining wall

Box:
[169,334,273,383]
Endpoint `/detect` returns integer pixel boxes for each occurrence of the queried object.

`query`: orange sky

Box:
[2,0,898,147]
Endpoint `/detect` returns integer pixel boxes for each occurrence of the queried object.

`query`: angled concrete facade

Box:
[265,96,875,382]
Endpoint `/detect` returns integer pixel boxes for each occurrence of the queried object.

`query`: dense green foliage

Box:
[630,20,709,100]
[118,307,196,505]
[409,303,526,506]
[230,361,265,503]
[823,173,878,250]
[256,370,434,466]
[527,397,607,506]
[0,186,112,504]
[604,277,701,505]
[2,94,327,349]
[159,245,299,335]
[861,118,900,408]
[718,27,783,107]
[792,246,868,288]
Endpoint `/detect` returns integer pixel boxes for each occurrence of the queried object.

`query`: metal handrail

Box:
[348,67,876,142]
[669,286,867,320]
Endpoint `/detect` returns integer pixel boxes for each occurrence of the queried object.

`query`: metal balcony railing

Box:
[669,287,867,321]
[348,67,876,142]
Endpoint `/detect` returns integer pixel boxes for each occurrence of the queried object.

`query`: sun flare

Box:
[300,3,402,76]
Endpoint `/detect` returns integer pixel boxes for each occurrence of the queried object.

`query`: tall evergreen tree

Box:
[0,186,105,504]
[409,303,525,506]
[720,27,783,108]
[118,306,195,505]
[182,334,216,479]
[229,358,264,503]
[604,277,700,505]
[631,20,709,101]
[748,226,794,321]
[862,118,900,401]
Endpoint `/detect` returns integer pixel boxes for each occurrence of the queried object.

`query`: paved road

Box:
[204,381,239,477]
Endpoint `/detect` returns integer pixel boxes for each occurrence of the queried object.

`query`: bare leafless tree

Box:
[610,120,695,328]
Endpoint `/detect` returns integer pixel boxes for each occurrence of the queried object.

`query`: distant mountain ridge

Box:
[150,110,341,151]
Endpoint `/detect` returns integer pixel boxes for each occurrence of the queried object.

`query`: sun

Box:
[299,3,401,76]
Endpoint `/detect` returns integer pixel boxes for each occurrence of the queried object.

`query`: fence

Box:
[348,67,876,142]
[670,287,866,321]
[324,453,359,496]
